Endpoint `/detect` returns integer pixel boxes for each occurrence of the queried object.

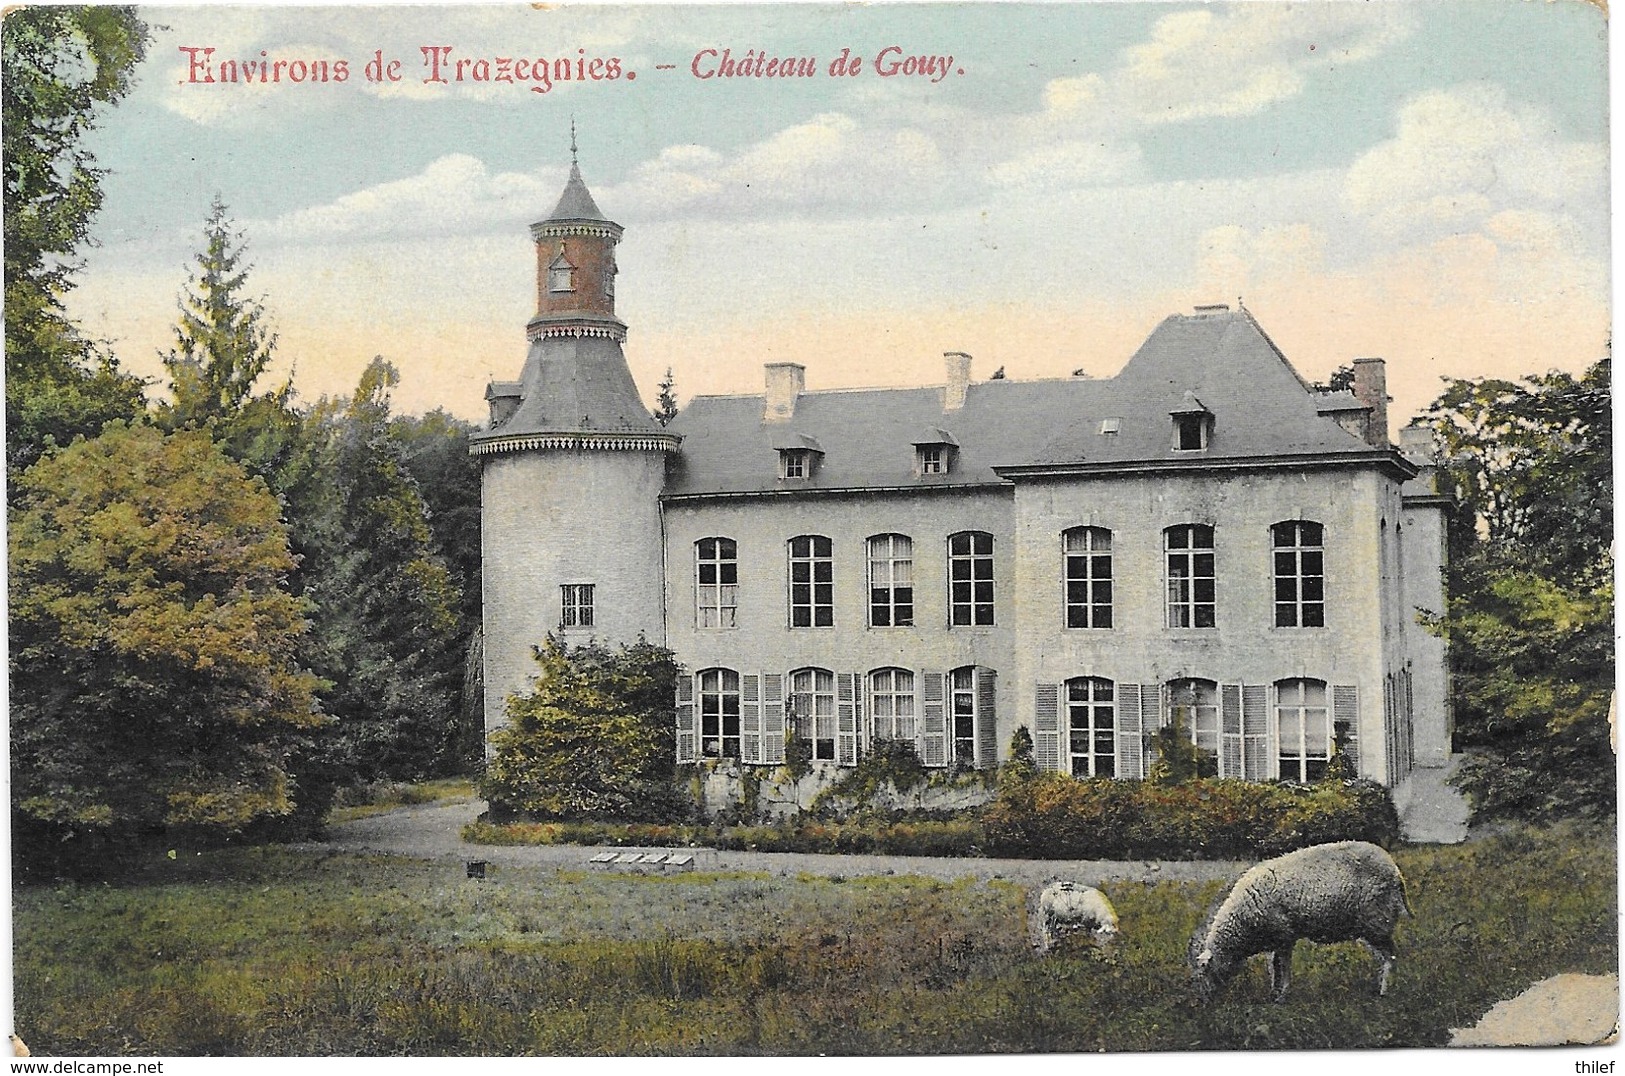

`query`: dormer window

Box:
[781,449,812,479]
[912,427,958,477]
[773,433,823,480]
[548,253,576,293]
[1171,394,1212,451]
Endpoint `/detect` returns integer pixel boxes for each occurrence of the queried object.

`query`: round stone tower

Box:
[472,148,678,743]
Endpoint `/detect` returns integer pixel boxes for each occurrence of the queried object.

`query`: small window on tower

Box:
[604,258,616,300]
[561,583,594,627]
[548,254,576,293]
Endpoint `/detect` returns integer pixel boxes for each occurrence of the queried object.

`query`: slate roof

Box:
[663,307,1412,498]
[474,335,663,440]
[547,162,609,223]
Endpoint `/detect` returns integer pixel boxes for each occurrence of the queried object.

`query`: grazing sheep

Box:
[1189,841,1412,1003]
[1031,880,1119,953]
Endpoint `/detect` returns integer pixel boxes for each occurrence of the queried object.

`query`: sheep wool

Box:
[1190,840,1412,1003]
[1031,880,1119,954]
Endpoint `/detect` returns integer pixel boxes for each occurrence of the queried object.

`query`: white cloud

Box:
[1344,84,1607,243]
[254,155,554,243]
[1110,5,1415,124]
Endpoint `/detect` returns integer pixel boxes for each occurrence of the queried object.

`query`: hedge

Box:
[466,772,1397,860]
[981,773,1399,859]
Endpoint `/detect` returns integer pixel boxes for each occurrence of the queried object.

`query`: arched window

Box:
[948,531,995,626]
[787,535,834,627]
[868,668,916,742]
[695,538,738,629]
[1063,527,1113,628]
[789,667,836,761]
[1277,678,1332,781]
[1065,677,1115,777]
[1273,521,1325,627]
[1165,524,1215,628]
[1166,677,1220,777]
[867,534,914,627]
[697,668,741,760]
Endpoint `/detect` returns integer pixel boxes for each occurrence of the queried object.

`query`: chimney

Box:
[944,351,972,412]
[1351,357,1389,447]
[763,362,804,423]
[1397,422,1435,463]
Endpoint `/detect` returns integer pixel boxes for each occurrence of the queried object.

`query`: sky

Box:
[62,0,1612,429]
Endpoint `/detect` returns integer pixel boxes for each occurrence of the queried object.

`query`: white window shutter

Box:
[1117,683,1142,779]
[1034,683,1061,772]
[762,673,786,765]
[675,673,696,764]
[1333,684,1359,776]
[921,671,948,768]
[976,667,998,770]
[836,672,859,766]
[1242,684,1270,779]
[1220,684,1244,779]
[741,673,762,764]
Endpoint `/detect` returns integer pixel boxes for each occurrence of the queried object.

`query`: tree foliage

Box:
[294,358,466,782]
[481,637,685,821]
[1425,356,1614,821]
[157,197,302,483]
[4,6,149,479]
[652,366,679,426]
[10,423,324,846]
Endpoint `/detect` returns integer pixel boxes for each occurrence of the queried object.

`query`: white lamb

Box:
[1031,880,1119,953]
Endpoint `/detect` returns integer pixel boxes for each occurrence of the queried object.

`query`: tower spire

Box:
[570,117,578,167]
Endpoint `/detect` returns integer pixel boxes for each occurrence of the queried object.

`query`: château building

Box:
[473,155,1452,797]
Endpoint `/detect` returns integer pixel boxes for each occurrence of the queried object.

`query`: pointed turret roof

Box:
[547,161,609,223]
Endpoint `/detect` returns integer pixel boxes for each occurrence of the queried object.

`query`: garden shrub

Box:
[982,773,1398,859]
[478,636,691,822]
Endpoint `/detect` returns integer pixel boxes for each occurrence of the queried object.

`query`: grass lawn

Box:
[13,820,1615,1055]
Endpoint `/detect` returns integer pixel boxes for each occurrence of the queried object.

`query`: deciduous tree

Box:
[10,422,323,852]
[4,6,149,479]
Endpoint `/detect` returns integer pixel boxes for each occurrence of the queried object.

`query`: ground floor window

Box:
[697,668,741,760]
[1066,677,1115,777]
[790,667,837,761]
[1277,678,1331,781]
[951,667,978,767]
[869,668,916,742]
[1166,678,1219,777]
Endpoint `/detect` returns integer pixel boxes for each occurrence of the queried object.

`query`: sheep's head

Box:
[1188,944,1239,1005]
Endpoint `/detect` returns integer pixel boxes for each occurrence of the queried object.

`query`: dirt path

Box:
[314,798,1247,888]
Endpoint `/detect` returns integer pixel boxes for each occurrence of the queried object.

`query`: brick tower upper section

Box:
[528,159,626,344]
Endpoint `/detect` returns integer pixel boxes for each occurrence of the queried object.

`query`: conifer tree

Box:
[296,358,465,782]
[158,198,302,483]
[653,366,679,426]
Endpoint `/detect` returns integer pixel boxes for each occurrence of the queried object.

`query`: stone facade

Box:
[477,160,1452,792]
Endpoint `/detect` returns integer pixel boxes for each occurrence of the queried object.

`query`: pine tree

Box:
[653,366,679,426]
[160,198,287,428]
[295,358,465,782]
